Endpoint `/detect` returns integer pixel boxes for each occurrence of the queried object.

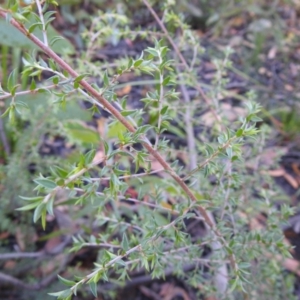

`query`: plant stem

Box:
[142,0,222,125]
[35,0,48,46]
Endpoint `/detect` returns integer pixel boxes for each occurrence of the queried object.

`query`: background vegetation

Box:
[0,0,300,299]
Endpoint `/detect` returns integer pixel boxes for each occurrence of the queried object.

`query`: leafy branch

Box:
[0,7,223,247]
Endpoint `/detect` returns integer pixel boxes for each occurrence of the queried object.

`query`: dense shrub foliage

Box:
[0,1,297,299]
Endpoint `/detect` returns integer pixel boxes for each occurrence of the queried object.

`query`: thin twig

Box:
[35,0,48,46]
[182,136,237,181]
[0,116,10,156]
[89,167,164,181]
[0,236,72,261]
[0,254,71,290]
[176,61,229,293]
[142,0,222,125]
[0,83,62,100]
[154,53,164,149]
[72,187,189,216]
[97,216,144,232]
[0,252,43,260]
[0,236,72,290]
[177,70,197,171]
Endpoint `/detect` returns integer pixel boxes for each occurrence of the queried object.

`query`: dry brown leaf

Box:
[266,169,286,177]
[195,29,204,37]
[221,103,247,122]
[160,283,190,300]
[96,118,107,139]
[258,67,267,75]
[290,63,300,77]
[284,84,294,91]
[125,187,138,198]
[4,260,16,270]
[258,147,287,167]
[92,150,105,164]
[230,16,244,27]
[116,84,132,96]
[15,227,25,251]
[292,163,300,184]
[282,171,299,189]
[176,150,188,166]
[139,286,161,300]
[201,103,247,127]
[44,234,63,253]
[268,46,277,59]
[150,157,165,175]
[117,72,135,82]
[283,257,300,276]
[0,231,9,240]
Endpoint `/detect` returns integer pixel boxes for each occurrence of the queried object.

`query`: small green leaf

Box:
[28,22,42,34]
[89,281,97,297]
[121,233,129,251]
[51,166,69,178]
[46,196,55,215]
[16,101,29,109]
[33,202,46,223]
[16,202,40,211]
[34,178,57,189]
[127,57,134,69]
[161,46,169,57]
[50,35,65,47]
[115,259,126,266]
[9,106,15,123]
[57,275,76,287]
[74,73,90,83]
[19,196,44,202]
[161,105,168,115]
[30,79,36,90]
[41,209,46,230]
[64,121,100,145]
[103,140,109,154]
[48,289,72,298]
[162,76,170,86]
[226,147,232,158]
[103,71,109,87]
[45,18,56,30]
[236,128,244,137]
[105,250,117,260]
[120,110,136,117]
[134,59,143,68]
[7,69,18,93]
[52,76,59,85]
[1,106,11,118]
[84,149,96,165]
[145,48,158,57]
[135,124,153,135]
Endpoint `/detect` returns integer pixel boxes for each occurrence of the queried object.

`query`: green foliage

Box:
[0,1,296,300]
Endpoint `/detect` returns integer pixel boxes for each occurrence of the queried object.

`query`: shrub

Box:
[0,1,295,299]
